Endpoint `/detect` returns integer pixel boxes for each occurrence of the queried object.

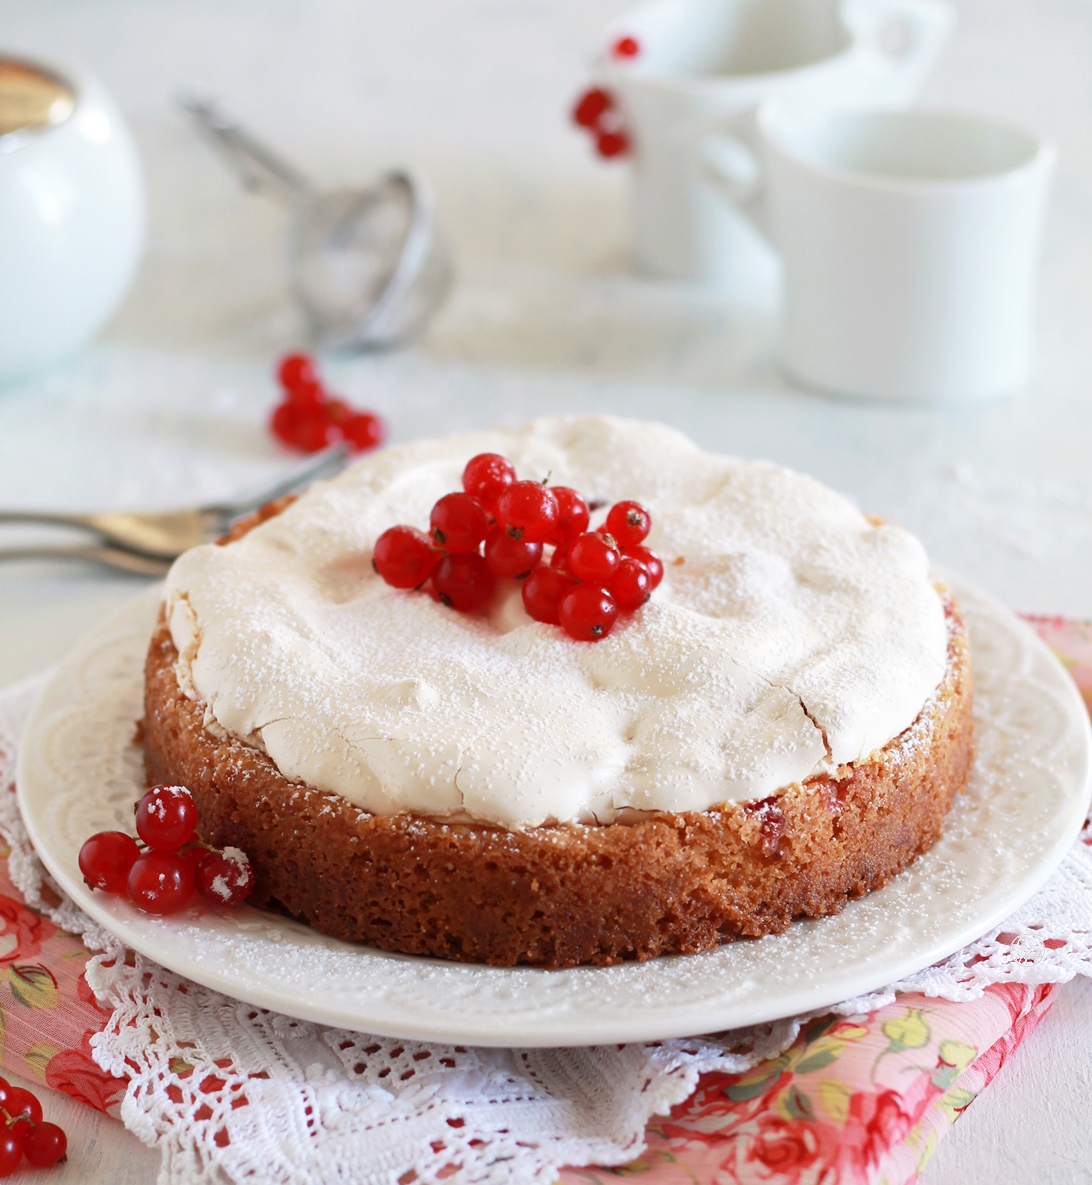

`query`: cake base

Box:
[142,592,972,969]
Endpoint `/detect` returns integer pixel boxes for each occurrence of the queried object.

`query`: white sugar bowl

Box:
[0,55,145,384]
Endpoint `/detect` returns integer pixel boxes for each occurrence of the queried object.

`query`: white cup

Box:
[0,56,145,384]
[593,0,954,294]
[729,106,1055,401]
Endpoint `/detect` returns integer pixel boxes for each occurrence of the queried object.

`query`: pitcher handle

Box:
[849,0,955,100]
[692,112,773,243]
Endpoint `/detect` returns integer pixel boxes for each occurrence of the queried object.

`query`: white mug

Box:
[592,0,954,294]
[0,56,145,384]
[721,106,1055,401]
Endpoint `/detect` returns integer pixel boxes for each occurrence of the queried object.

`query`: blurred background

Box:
[1,0,1090,681]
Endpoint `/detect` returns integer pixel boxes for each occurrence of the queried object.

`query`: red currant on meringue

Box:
[432,552,496,612]
[430,492,490,554]
[567,531,621,584]
[559,583,618,641]
[462,452,516,512]
[373,525,437,589]
[497,480,559,543]
[605,500,651,549]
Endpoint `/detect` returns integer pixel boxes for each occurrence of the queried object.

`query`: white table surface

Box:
[1,0,1090,1180]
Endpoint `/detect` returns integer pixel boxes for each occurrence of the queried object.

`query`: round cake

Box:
[143,416,973,967]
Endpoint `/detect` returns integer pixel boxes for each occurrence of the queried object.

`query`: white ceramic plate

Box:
[16,578,1091,1048]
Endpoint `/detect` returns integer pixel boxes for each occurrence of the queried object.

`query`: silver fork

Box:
[0,444,349,566]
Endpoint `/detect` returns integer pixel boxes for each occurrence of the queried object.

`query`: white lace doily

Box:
[1,661,1091,1185]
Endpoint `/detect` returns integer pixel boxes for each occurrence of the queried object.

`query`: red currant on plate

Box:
[522,567,575,625]
[606,500,651,548]
[24,1122,67,1168]
[78,830,141,893]
[196,847,256,907]
[373,525,437,589]
[430,492,490,554]
[277,352,318,392]
[572,87,613,129]
[432,552,496,612]
[550,486,590,543]
[497,481,559,543]
[127,850,195,916]
[462,452,516,512]
[611,556,652,611]
[136,785,198,851]
[626,544,663,589]
[567,531,621,584]
[559,583,618,642]
[484,527,542,579]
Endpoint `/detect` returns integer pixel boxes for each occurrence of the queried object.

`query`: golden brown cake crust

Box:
[143,586,973,969]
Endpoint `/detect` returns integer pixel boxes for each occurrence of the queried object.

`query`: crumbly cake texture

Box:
[143,588,972,969]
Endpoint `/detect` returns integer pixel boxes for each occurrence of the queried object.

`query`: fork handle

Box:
[0,544,169,576]
[0,510,98,531]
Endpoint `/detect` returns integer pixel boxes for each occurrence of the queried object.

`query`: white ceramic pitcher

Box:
[593,0,954,294]
[0,56,145,384]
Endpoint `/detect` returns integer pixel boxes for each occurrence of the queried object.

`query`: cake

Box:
[143,417,973,968]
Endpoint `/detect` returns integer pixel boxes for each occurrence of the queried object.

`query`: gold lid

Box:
[0,58,75,137]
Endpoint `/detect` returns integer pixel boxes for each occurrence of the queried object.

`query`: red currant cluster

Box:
[571,87,631,159]
[372,453,663,642]
[0,1077,66,1176]
[269,352,387,455]
[78,785,255,917]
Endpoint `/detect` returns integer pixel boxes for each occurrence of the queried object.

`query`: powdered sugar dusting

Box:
[164,417,948,827]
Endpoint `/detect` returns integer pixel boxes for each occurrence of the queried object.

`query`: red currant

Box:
[626,544,663,589]
[0,1127,21,1177]
[497,481,559,543]
[285,380,326,412]
[549,541,572,572]
[567,531,621,584]
[522,567,576,625]
[462,453,516,512]
[127,850,195,916]
[549,487,590,543]
[484,527,542,579]
[1,1087,42,1125]
[432,552,496,612]
[612,35,640,58]
[78,831,141,893]
[373,525,437,588]
[606,500,651,548]
[430,492,490,554]
[136,785,198,851]
[270,401,302,447]
[340,411,385,453]
[177,843,206,879]
[611,557,652,612]
[559,584,618,642]
[572,87,613,129]
[196,847,256,907]
[596,130,630,158]
[295,412,341,453]
[24,1122,67,1169]
[277,352,318,392]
